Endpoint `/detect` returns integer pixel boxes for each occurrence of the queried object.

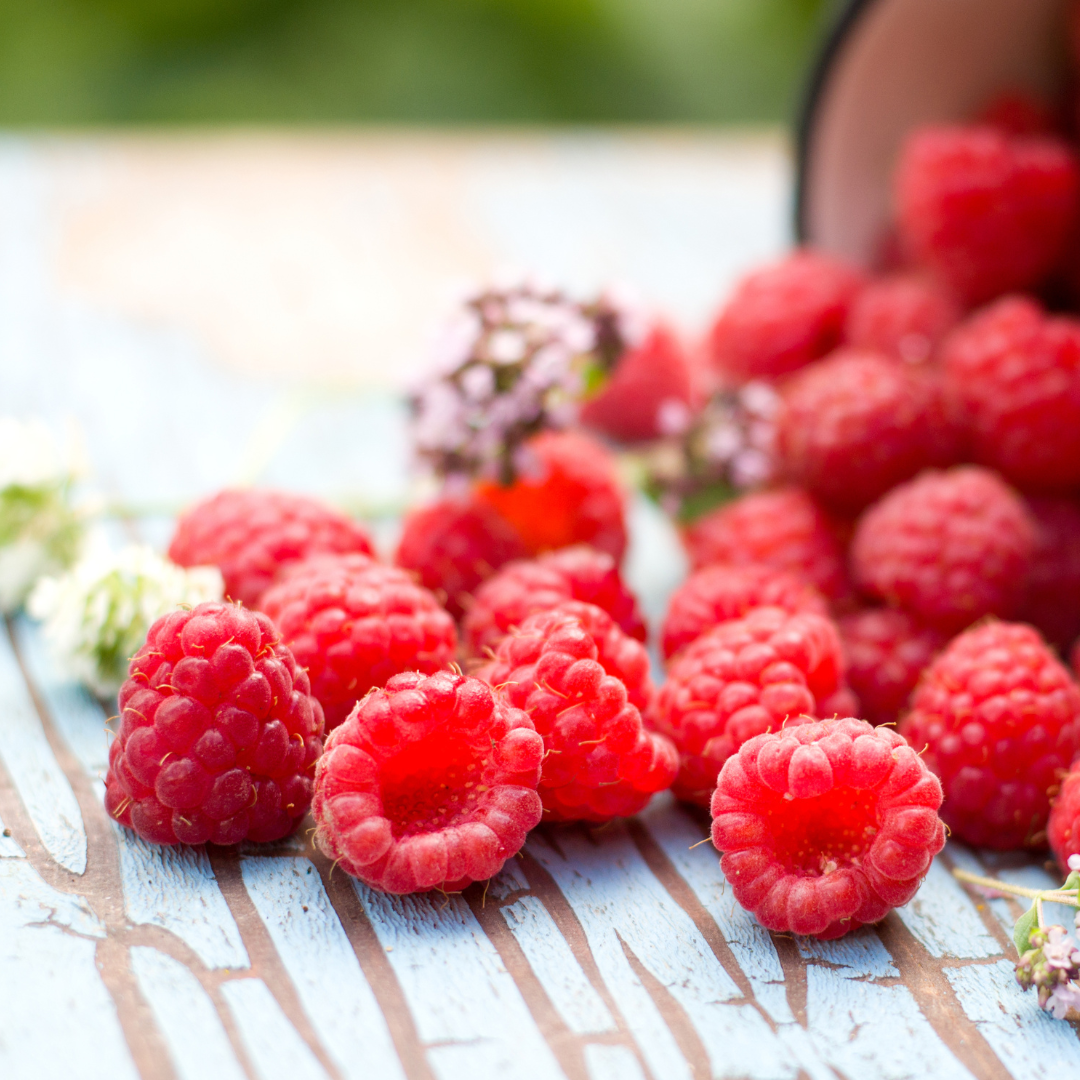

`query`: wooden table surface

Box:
[1,131,1079,1080]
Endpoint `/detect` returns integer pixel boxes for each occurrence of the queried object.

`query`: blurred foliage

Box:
[0,0,836,124]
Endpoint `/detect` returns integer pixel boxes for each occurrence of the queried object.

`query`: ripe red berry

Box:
[104,602,325,846]
[259,554,457,731]
[844,274,961,365]
[706,251,865,380]
[683,488,849,602]
[479,602,675,822]
[1018,496,1080,655]
[901,621,1080,849]
[895,125,1080,305]
[851,466,1035,632]
[661,562,826,661]
[976,90,1058,138]
[168,489,374,610]
[463,544,645,659]
[649,606,844,805]
[313,671,543,893]
[395,494,528,620]
[1048,762,1080,872]
[711,717,945,939]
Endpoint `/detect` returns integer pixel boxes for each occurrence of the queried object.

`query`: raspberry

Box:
[838,609,946,726]
[941,296,1080,490]
[479,602,674,822]
[895,125,1080,304]
[711,717,945,939]
[580,324,695,443]
[394,494,527,620]
[463,544,645,659]
[649,606,844,805]
[851,466,1035,632]
[313,671,543,893]
[776,349,958,511]
[976,90,1058,138]
[259,554,457,731]
[474,430,627,563]
[706,251,865,380]
[104,601,325,846]
[168,489,374,610]
[1048,763,1080,872]
[683,488,849,602]
[1018,496,1080,654]
[661,563,826,661]
[902,621,1080,848]
[844,274,960,365]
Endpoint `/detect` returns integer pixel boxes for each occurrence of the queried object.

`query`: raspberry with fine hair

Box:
[661,563,826,661]
[901,621,1080,849]
[851,466,1035,632]
[649,606,845,805]
[479,601,674,822]
[104,601,325,846]
[1048,763,1080,872]
[313,671,543,893]
[711,717,945,939]
[683,488,849,602]
[463,544,645,659]
[844,274,960,365]
[260,554,457,731]
[1018,495,1080,654]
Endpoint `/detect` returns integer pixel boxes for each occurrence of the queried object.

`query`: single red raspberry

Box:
[168,489,374,610]
[474,430,626,562]
[683,488,849,602]
[394,494,527,620]
[976,90,1058,138]
[941,296,1080,490]
[844,274,960,365]
[838,609,946,726]
[851,466,1035,632]
[259,554,457,732]
[649,606,844,805]
[479,602,674,822]
[1048,763,1080,872]
[776,349,958,511]
[817,684,861,719]
[706,251,865,380]
[104,602,325,846]
[661,563,826,661]
[711,717,945,939]
[463,544,645,659]
[312,671,543,893]
[900,621,1080,849]
[1018,496,1080,654]
[895,125,1080,305]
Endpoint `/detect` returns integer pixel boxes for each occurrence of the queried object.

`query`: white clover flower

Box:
[29,541,223,698]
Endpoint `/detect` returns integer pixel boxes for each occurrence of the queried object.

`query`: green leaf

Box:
[1064,870,1080,895]
[1013,902,1039,955]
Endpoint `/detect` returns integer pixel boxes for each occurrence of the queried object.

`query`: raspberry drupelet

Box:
[901,621,1080,849]
[851,466,1035,632]
[1048,763,1080,872]
[463,544,645,659]
[844,274,961,365]
[1018,495,1080,654]
[105,602,325,846]
[168,489,375,610]
[649,606,845,805]
[479,602,675,822]
[661,562,826,661]
[313,671,543,893]
[259,554,457,731]
[711,717,946,939]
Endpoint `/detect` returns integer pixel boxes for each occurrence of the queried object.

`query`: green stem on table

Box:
[952,868,1080,909]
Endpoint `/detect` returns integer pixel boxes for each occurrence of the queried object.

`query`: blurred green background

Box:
[0,0,837,124]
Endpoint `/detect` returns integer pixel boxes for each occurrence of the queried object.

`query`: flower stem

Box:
[952,868,1080,908]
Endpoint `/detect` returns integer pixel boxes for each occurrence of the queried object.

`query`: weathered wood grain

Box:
[0,809,25,858]
[582,1043,648,1080]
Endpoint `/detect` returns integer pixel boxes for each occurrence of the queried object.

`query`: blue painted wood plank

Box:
[583,1043,648,1080]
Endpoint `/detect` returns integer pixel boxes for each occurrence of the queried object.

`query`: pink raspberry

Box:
[711,717,945,939]
[1018,496,1080,654]
[259,554,457,731]
[683,488,850,602]
[313,671,543,893]
[104,602,325,846]
[1048,763,1080,872]
[895,125,1080,304]
[661,563,826,661]
[851,466,1035,632]
[776,349,958,511]
[901,621,1080,849]
[168,489,374,609]
[941,296,1080,490]
[838,609,946,726]
[463,544,645,659]
[649,606,845,805]
[395,494,527,620]
[706,251,865,380]
[844,274,960,365]
[479,602,675,822]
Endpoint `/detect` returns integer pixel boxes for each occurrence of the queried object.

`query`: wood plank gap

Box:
[765,933,809,1031]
